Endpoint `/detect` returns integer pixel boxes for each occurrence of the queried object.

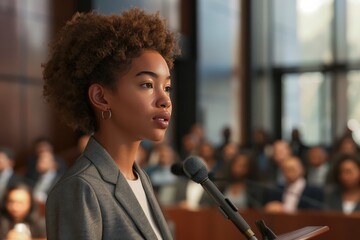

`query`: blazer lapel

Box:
[135,164,173,240]
[84,137,157,239]
[114,172,158,239]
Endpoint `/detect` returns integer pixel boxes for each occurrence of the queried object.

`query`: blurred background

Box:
[1,0,359,170]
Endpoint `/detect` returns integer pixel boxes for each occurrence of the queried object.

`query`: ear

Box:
[88,83,110,111]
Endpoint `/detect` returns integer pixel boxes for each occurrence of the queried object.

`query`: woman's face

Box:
[231,155,249,180]
[105,50,172,142]
[339,160,360,189]
[6,189,31,223]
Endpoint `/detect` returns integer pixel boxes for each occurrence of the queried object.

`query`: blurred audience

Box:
[250,128,273,182]
[0,147,24,202]
[324,154,360,214]
[268,140,293,185]
[305,146,330,188]
[179,134,198,160]
[32,150,61,204]
[0,183,46,239]
[172,157,214,210]
[26,137,66,182]
[3,121,360,216]
[289,128,308,163]
[198,141,221,174]
[215,126,232,158]
[221,153,263,209]
[145,144,179,205]
[264,156,323,213]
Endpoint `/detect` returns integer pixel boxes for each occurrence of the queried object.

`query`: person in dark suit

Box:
[324,154,360,214]
[43,8,180,239]
[264,156,323,213]
[32,150,62,204]
[0,147,22,202]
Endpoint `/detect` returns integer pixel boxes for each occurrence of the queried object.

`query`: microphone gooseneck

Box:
[182,156,258,240]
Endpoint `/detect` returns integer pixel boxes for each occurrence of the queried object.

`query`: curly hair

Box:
[42,8,180,133]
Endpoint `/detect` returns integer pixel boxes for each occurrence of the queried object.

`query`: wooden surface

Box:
[164,207,360,240]
[277,226,329,240]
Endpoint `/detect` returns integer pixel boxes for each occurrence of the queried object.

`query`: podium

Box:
[256,219,329,240]
[276,226,329,240]
[164,208,343,240]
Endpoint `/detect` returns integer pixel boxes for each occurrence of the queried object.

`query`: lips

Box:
[152,112,171,129]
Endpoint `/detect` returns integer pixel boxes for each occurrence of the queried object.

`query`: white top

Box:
[283,177,306,213]
[127,176,162,240]
[33,170,57,203]
[186,181,204,210]
[343,201,356,214]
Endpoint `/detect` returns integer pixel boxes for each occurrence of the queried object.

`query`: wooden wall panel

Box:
[0,0,80,172]
[0,6,21,76]
[0,81,23,156]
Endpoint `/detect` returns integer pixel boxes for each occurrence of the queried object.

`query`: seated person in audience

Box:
[26,137,67,181]
[173,157,214,210]
[0,183,46,239]
[330,136,359,167]
[250,128,273,181]
[216,142,239,172]
[324,154,360,214]
[32,150,61,204]
[0,147,22,202]
[264,140,293,185]
[145,144,179,205]
[306,146,330,188]
[222,153,263,209]
[264,156,323,213]
[198,141,221,174]
[289,128,308,161]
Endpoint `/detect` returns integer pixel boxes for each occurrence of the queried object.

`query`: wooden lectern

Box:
[256,220,329,240]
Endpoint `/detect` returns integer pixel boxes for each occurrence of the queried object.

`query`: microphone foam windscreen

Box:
[183,156,208,183]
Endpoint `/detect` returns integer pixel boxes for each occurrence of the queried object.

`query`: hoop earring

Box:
[101,109,112,120]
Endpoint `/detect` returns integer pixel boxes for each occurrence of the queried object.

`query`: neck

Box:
[93,131,140,180]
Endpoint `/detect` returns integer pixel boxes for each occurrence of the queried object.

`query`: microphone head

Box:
[183,156,208,183]
[170,162,186,177]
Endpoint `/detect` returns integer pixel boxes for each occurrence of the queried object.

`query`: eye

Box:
[165,86,172,93]
[140,83,153,89]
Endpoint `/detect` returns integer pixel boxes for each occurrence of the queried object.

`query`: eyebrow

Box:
[135,71,171,80]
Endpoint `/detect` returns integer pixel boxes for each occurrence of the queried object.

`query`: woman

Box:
[0,183,46,239]
[43,8,179,239]
[222,153,263,209]
[325,154,360,214]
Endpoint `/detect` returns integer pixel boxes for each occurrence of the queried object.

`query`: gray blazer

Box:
[46,137,173,240]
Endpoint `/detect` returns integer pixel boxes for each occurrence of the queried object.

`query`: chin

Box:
[146,131,166,142]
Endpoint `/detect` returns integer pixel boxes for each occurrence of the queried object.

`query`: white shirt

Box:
[186,181,204,210]
[343,201,356,214]
[283,177,306,213]
[127,176,162,240]
[33,170,57,203]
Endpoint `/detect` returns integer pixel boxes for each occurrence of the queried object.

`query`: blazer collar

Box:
[83,136,119,184]
[83,137,160,239]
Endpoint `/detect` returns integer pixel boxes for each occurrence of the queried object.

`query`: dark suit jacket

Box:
[46,137,172,240]
[264,183,324,210]
[324,188,360,213]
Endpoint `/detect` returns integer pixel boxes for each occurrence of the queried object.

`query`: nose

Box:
[156,92,171,109]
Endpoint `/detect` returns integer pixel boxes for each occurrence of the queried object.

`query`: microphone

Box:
[171,162,229,181]
[182,156,258,240]
[171,162,323,209]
